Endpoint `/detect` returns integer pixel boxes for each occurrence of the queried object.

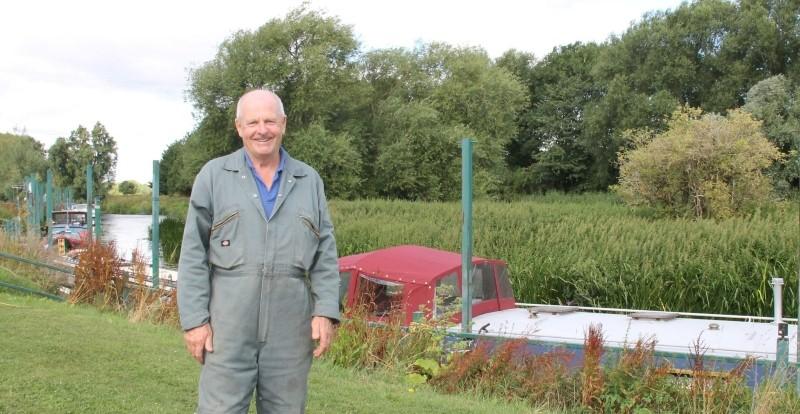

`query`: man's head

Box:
[235,89,287,163]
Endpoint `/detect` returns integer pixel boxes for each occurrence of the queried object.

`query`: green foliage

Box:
[172,7,526,200]
[284,123,363,200]
[101,194,188,219]
[0,132,47,201]
[48,122,118,199]
[615,107,784,218]
[117,180,138,195]
[157,217,185,265]
[743,74,800,192]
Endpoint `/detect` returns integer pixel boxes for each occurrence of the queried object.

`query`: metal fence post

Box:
[86,164,93,242]
[46,170,53,248]
[151,160,160,289]
[461,139,473,334]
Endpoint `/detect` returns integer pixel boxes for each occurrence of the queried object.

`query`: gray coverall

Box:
[177,148,340,414]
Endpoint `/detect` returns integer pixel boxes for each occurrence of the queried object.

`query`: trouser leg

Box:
[255,277,314,414]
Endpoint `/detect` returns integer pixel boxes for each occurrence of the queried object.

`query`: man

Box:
[178,89,339,413]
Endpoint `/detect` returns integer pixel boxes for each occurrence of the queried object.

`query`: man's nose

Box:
[256,122,269,134]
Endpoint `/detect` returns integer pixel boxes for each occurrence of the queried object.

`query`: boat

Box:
[50,209,90,250]
[338,245,798,387]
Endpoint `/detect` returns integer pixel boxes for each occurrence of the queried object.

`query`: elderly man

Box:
[177,89,339,413]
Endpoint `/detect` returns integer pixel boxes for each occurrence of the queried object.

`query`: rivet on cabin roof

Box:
[709,323,720,330]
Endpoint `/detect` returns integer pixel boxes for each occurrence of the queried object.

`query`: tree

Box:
[283,123,363,199]
[614,107,784,218]
[507,42,603,193]
[48,122,118,199]
[743,74,800,191]
[117,180,138,195]
[0,132,47,201]
[184,5,364,180]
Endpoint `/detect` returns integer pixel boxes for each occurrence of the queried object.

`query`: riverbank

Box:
[0,289,539,413]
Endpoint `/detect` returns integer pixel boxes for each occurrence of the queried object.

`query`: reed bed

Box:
[331,194,799,317]
[118,192,798,316]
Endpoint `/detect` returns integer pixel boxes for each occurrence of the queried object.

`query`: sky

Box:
[0,0,686,183]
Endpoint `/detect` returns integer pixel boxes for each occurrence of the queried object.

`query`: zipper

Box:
[299,215,320,239]
[210,211,240,233]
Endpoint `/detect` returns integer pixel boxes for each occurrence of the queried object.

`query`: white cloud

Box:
[0,0,683,182]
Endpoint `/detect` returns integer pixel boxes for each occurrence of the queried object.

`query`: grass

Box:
[100,192,799,316]
[102,194,188,219]
[0,291,541,414]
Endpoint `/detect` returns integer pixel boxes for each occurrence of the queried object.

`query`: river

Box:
[100,214,165,263]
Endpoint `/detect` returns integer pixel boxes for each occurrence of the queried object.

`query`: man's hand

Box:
[184,323,213,364]
[311,316,334,358]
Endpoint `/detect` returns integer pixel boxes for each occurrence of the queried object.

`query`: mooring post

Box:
[461,139,474,334]
[151,160,160,289]
[46,170,53,248]
[94,197,102,239]
[86,164,93,242]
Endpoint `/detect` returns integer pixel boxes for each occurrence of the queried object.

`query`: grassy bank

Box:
[103,193,799,317]
[103,194,188,219]
[0,291,539,413]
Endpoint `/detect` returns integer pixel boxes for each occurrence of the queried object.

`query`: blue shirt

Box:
[244,148,286,219]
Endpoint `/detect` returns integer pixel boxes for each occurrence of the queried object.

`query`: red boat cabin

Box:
[338,245,516,325]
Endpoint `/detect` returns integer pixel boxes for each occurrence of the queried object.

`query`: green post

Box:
[151,160,160,288]
[94,197,102,239]
[46,170,53,248]
[25,177,33,233]
[86,164,93,241]
[461,139,473,334]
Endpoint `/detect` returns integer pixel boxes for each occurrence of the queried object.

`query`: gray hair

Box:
[235,89,286,119]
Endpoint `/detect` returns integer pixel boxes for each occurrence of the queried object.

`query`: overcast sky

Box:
[0,0,685,183]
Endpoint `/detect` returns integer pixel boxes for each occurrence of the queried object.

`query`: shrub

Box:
[615,107,784,218]
[69,240,126,308]
[117,180,138,195]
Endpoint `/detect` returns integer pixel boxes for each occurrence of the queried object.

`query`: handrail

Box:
[0,251,74,274]
[0,280,64,301]
[515,302,798,323]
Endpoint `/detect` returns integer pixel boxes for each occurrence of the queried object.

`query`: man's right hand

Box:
[184,323,213,364]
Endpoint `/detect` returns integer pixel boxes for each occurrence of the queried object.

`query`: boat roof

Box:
[465,308,798,362]
[339,245,495,286]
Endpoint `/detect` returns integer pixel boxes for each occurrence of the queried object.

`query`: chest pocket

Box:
[208,209,244,270]
[294,210,320,271]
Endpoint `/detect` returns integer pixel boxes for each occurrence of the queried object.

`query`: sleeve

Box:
[177,165,214,331]
[308,174,341,322]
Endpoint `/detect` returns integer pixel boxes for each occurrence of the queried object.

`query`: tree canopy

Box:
[48,122,118,200]
[160,1,799,200]
[0,132,47,201]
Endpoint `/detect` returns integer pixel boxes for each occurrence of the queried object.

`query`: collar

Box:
[222,147,307,178]
[243,147,286,176]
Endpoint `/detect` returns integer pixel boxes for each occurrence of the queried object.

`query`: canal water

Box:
[100,214,165,263]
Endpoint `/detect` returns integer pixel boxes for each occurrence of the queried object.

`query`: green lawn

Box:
[0,291,541,413]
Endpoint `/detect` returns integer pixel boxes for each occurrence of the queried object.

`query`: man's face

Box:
[235,92,286,162]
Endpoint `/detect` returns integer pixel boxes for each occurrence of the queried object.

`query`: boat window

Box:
[435,272,459,318]
[496,264,514,299]
[357,274,404,317]
[471,263,497,303]
[339,271,351,311]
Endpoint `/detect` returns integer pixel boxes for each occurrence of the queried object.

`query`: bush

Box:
[614,107,784,218]
[118,180,138,195]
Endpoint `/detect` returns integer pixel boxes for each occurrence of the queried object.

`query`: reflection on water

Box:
[100,214,165,263]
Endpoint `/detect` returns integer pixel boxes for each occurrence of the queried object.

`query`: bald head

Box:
[235,89,285,121]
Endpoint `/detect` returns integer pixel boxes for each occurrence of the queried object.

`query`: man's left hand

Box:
[311,316,334,358]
